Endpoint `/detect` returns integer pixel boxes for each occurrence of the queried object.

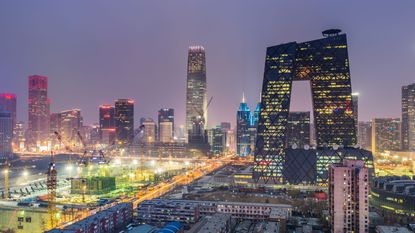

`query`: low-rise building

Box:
[376,226,412,233]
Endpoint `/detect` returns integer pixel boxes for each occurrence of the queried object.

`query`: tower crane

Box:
[46,150,58,229]
[1,160,11,199]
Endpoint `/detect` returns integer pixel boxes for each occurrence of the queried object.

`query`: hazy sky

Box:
[1,1,415,128]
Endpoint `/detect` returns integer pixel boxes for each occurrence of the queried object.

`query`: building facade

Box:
[402,83,415,151]
[285,112,310,149]
[142,118,156,144]
[329,160,369,233]
[0,112,13,159]
[59,109,83,144]
[254,29,356,183]
[371,118,401,154]
[28,75,50,149]
[99,105,115,144]
[186,46,207,142]
[237,95,251,157]
[0,93,17,131]
[159,120,173,143]
[358,121,372,150]
[115,99,134,146]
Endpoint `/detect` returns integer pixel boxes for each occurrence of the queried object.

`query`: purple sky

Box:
[1,1,415,128]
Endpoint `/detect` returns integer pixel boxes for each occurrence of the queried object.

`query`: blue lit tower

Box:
[237,93,251,157]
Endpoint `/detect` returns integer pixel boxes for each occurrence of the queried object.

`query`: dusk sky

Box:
[1,1,415,128]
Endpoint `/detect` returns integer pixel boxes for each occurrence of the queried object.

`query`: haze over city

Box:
[1,1,415,126]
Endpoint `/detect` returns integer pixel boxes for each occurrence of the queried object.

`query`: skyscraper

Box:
[237,94,251,157]
[60,109,83,144]
[115,99,134,145]
[329,159,369,233]
[0,93,17,130]
[186,46,207,142]
[158,108,174,140]
[352,92,359,132]
[358,121,372,150]
[99,105,115,144]
[28,75,50,148]
[254,29,356,183]
[402,83,415,151]
[285,112,310,149]
[372,118,401,154]
[0,111,13,159]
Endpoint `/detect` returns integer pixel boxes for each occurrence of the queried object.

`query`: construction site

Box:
[0,127,231,233]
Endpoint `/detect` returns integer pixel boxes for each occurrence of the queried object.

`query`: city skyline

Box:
[1,1,415,128]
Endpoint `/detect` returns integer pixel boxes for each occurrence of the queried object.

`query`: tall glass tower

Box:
[186,46,207,142]
[402,83,415,151]
[254,29,356,183]
[115,99,134,146]
[237,94,251,157]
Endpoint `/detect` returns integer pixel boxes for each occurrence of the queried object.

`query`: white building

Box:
[159,121,173,143]
[142,118,156,144]
[329,159,369,233]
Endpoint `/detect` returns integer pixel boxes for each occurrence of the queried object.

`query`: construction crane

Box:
[46,150,58,229]
[1,160,11,199]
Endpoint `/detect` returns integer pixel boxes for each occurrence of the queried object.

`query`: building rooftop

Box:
[376,226,412,233]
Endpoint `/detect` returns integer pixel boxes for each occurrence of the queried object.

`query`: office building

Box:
[402,83,415,151]
[254,29,357,183]
[13,121,25,151]
[159,120,173,143]
[220,122,231,132]
[115,99,134,145]
[210,125,225,155]
[358,121,372,150]
[99,105,115,144]
[0,111,13,159]
[59,109,82,144]
[158,108,174,139]
[372,118,401,154]
[186,46,207,142]
[0,93,17,130]
[285,112,310,149]
[329,159,369,233]
[27,75,50,148]
[237,94,251,157]
[142,118,156,144]
[352,92,359,132]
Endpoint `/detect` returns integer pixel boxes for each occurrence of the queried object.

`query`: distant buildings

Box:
[158,108,174,140]
[0,111,13,159]
[186,46,207,143]
[254,29,357,183]
[115,99,134,145]
[159,120,173,143]
[27,75,50,149]
[402,83,415,151]
[59,109,83,143]
[99,105,115,144]
[208,125,225,155]
[236,94,260,157]
[329,159,369,233]
[371,118,401,154]
[142,118,156,144]
[352,92,359,132]
[285,112,310,149]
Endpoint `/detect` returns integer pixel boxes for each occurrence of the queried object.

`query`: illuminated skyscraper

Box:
[329,159,369,233]
[28,75,50,148]
[372,118,401,154]
[237,94,251,157]
[352,92,359,132]
[402,83,415,151]
[115,99,134,145]
[60,109,83,144]
[358,121,372,150]
[285,112,310,149]
[99,105,115,144]
[186,46,207,142]
[159,120,173,143]
[0,93,17,130]
[254,29,356,183]
[142,118,156,144]
[158,108,174,140]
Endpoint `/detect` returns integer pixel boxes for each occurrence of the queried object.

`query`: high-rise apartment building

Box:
[372,118,401,154]
[0,111,13,159]
[285,112,310,149]
[329,159,369,233]
[254,29,356,183]
[159,120,173,143]
[142,118,156,144]
[115,99,134,145]
[186,46,207,142]
[28,75,50,149]
[358,121,372,150]
[158,108,174,140]
[99,105,115,144]
[402,83,415,151]
[0,93,17,130]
